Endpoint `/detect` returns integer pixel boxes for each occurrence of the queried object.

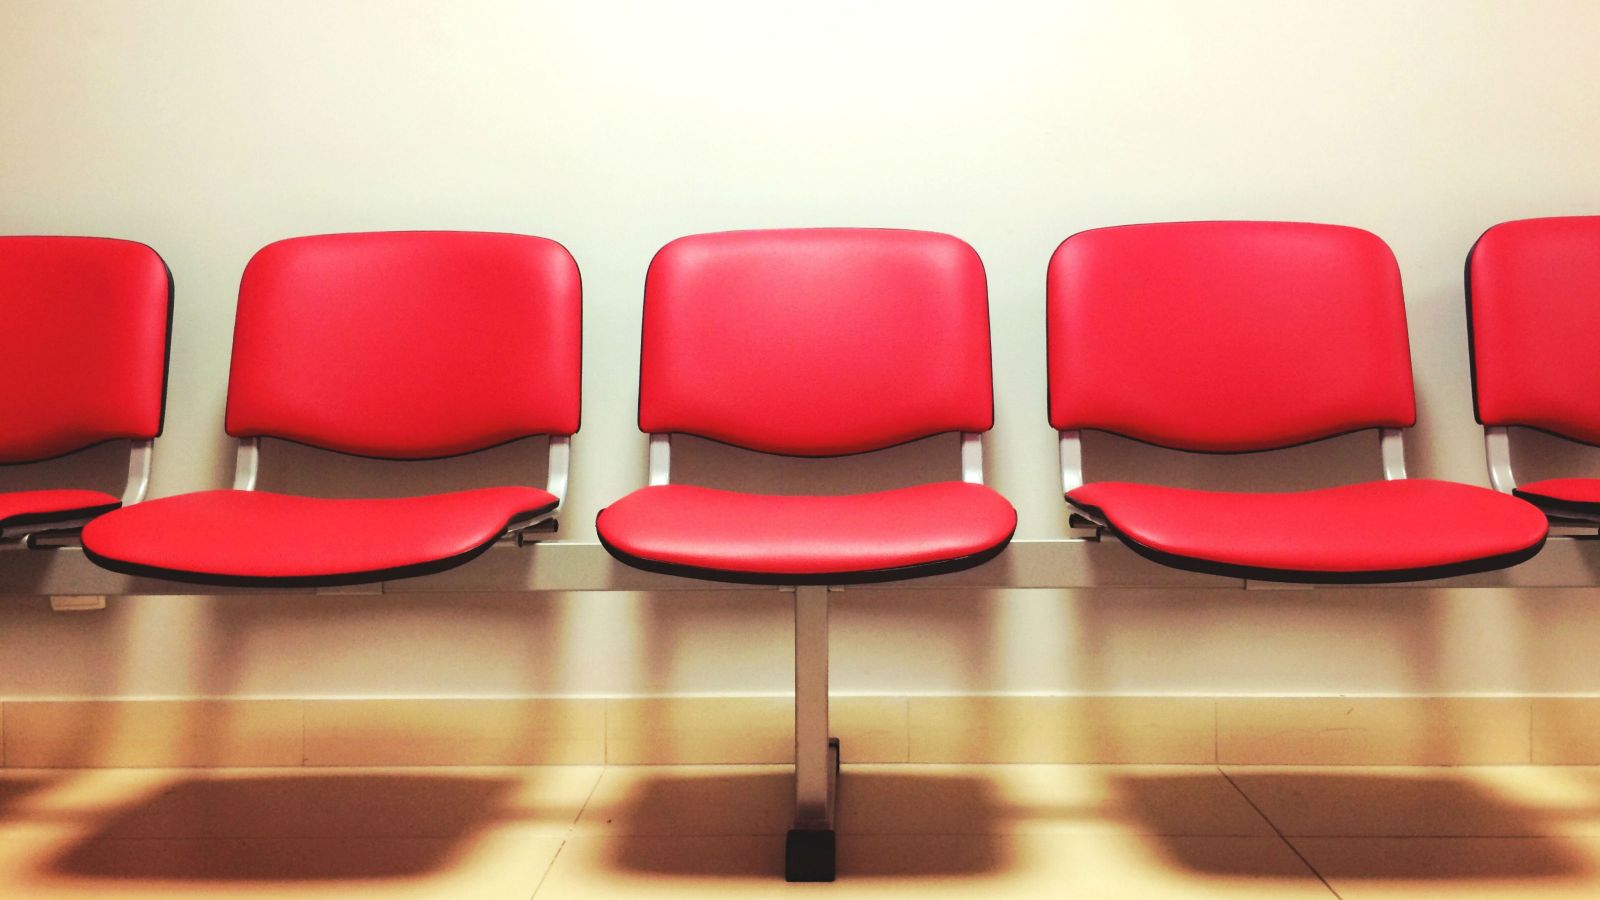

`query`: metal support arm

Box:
[788,583,838,881]
[1059,430,1083,494]
[960,432,984,484]
[120,440,154,505]
[232,438,260,491]
[509,436,570,541]
[1380,428,1408,480]
[792,584,835,829]
[1485,426,1516,493]
[648,434,671,486]
[544,436,570,508]
[3,439,155,544]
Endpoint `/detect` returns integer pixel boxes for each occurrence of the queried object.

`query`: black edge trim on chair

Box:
[595,523,1016,587]
[1,502,122,531]
[1065,498,1548,585]
[80,500,557,589]
[1463,228,1489,426]
[155,248,176,437]
[1513,488,1600,521]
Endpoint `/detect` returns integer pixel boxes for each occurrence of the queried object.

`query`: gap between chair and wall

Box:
[0,693,1598,768]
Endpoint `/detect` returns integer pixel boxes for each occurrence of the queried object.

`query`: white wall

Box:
[4,0,1600,699]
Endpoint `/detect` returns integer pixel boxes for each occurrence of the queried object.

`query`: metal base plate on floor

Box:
[785,826,837,883]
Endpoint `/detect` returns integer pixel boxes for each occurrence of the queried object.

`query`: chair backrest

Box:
[638,228,994,456]
[1047,221,1417,452]
[0,236,172,463]
[224,231,581,458]
[1467,216,1600,445]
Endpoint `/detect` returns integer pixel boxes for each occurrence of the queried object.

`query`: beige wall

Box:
[4,0,1600,699]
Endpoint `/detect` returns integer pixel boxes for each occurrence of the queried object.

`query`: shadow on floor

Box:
[605,767,1010,878]
[48,772,530,881]
[1117,770,1588,880]
[604,762,1004,877]
[0,774,56,816]
[30,767,1599,885]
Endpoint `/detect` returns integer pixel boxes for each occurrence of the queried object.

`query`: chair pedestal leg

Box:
[787,584,838,882]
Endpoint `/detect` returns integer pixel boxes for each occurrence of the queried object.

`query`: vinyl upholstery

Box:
[1048,221,1415,452]
[0,236,171,462]
[639,228,993,456]
[1051,221,1547,583]
[226,231,581,458]
[1468,216,1600,444]
[83,231,579,587]
[604,228,1014,584]
[83,487,557,587]
[598,482,1015,584]
[1068,479,1547,583]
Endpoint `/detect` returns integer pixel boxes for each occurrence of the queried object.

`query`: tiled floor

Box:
[4,765,1600,897]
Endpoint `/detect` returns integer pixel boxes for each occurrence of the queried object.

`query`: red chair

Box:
[82,231,580,587]
[1049,221,1547,583]
[1,237,171,544]
[1468,216,1600,521]
[596,228,1016,881]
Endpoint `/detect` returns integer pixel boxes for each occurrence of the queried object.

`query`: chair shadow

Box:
[1114,770,1588,880]
[0,774,57,819]
[47,772,532,882]
[605,768,1011,878]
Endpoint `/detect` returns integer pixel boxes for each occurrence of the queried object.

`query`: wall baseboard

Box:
[0,695,1592,768]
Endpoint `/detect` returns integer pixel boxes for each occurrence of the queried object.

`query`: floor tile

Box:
[0,767,594,898]
[534,833,1335,898]
[579,764,1276,839]
[577,765,794,836]
[4,700,303,768]
[1534,699,1600,764]
[1293,836,1600,899]
[1216,698,1530,765]
[19,764,1600,897]
[832,697,911,763]
[1225,766,1600,837]
[606,698,790,765]
[1,766,601,839]
[0,768,177,821]
[0,827,565,899]
[836,764,1274,836]
[909,696,1215,764]
[303,699,604,766]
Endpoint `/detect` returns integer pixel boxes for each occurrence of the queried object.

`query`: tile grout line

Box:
[530,763,607,898]
[1217,766,1344,900]
[1213,698,1219,764]
[529,839,568,900]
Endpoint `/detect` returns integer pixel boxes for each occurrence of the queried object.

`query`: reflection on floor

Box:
[4,764,1600,897]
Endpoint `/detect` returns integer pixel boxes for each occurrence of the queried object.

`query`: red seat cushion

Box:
[0,489,121,531]
[1513,478,1600,518]
[1066,479,1548,583]
[81,487,557,587]
[596,482,1016,585]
